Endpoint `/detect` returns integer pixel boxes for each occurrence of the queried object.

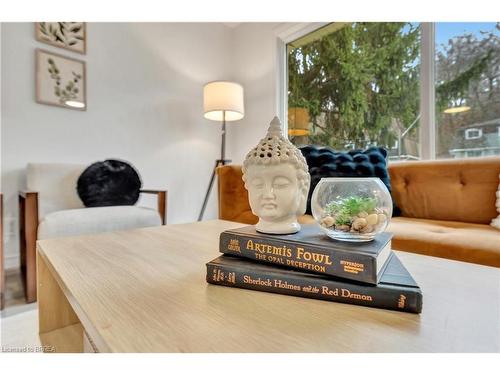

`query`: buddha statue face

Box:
[246,163,302,221]
[242,117,310,234]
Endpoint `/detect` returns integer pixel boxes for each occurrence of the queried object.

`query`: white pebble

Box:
[323,216,335,227]
[366,214,378,226]
[360,225,374,233]
[352,218,367,230]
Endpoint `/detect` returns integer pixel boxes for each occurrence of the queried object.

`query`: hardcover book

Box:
[206,252,423,314]
[219,224,392,284]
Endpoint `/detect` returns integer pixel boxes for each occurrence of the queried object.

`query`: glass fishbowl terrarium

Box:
[311,177,393,242]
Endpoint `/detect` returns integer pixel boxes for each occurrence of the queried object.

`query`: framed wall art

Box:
[35,22,86,54]
[35,49,87,111]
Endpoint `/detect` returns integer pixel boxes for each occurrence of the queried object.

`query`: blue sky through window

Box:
[436,22,498,52]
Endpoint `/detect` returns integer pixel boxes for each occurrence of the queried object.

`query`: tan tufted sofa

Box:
[216,156,500,267]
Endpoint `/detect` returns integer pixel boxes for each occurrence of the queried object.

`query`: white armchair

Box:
[19,163,167,302]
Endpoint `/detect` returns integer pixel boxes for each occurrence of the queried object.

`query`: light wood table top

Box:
[37,220,500,353]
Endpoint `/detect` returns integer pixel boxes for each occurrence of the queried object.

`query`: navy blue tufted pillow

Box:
[299,145,400,216]
[77,159,142,207]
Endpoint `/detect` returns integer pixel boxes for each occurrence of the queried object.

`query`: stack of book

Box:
[206,224,422,313]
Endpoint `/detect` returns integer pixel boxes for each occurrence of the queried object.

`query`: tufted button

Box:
[458,173,466,186]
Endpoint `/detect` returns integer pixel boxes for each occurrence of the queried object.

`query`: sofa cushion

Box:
[38,206,161,240]
[77,159,142,207]
[389,156,500,224]
[281,214,500,267]
[299,145,397,215]
[388,217,500,267]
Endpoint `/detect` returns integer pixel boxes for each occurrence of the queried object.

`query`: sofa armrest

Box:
[216,165,257,225]
[140,189,167,224]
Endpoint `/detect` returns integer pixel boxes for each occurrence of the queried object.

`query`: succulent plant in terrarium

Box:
[320,195,388,234]
[312,178,393,242]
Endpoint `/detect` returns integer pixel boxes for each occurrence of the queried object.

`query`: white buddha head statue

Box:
[242,116,310,234]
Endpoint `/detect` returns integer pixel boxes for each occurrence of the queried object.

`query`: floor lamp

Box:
[198,81,245,221]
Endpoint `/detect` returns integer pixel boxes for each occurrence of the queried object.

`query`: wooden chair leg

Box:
[158,191,167,225]
[19,192,38,303]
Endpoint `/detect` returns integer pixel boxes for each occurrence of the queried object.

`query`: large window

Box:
[435,23,500,159]
[287,22,500,160]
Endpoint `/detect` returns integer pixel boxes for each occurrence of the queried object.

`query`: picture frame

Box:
[35,49,87,111]
[35,22,87,55]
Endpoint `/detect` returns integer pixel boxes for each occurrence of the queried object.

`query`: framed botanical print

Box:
[36,49,87,111]
[35,22,86,54]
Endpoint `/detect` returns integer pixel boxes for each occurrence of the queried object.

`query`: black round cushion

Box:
[77,159,142,207]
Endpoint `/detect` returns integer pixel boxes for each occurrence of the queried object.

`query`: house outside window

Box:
[464,128,482,140]
[449,119,500,158]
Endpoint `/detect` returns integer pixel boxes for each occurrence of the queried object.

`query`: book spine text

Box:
[206,263,422,313]
[220,232,377,284]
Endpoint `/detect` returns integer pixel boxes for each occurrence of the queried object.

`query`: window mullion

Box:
[420,22,436,160]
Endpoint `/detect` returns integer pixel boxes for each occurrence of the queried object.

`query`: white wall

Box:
[227,23,282,164]
[1,22,234,269]
[1,22,315,270]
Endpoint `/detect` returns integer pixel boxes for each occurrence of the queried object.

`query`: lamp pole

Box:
[198,110,231,221]
[221,110,226,160]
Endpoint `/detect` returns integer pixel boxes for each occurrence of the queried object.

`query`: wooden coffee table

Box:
[36,220,500,352]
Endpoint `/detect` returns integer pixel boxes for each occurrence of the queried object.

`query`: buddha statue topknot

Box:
[242,116,310,234]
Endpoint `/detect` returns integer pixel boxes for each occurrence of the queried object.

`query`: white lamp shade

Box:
[203,81,244,121]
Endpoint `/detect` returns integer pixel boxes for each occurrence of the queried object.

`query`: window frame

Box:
[275,23,330,133]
